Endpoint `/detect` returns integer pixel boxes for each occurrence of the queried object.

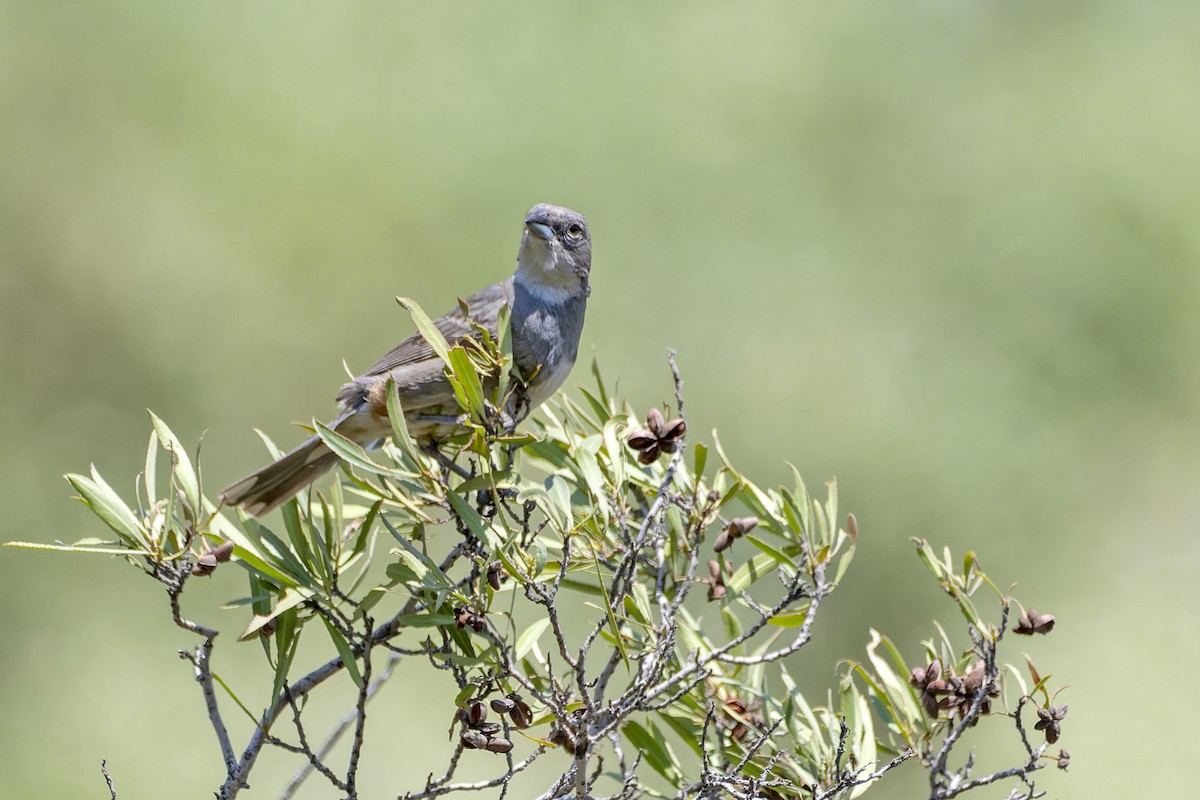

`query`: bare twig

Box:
[279,652,402,800]
[101,759,118,800]
[169,575,237,778]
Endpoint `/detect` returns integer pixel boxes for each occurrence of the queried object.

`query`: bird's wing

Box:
[362,277,515,376]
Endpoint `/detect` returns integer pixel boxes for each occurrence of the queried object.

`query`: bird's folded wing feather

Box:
[362,277,515,376]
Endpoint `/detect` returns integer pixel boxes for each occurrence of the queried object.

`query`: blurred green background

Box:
[2,1,1197,797]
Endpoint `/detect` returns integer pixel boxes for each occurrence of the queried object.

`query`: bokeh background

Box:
[2,2,1197,797]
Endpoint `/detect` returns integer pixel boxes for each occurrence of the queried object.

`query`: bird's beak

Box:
[524,210,554,242]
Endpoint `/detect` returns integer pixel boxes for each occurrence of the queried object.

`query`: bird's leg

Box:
[421,443,473,481]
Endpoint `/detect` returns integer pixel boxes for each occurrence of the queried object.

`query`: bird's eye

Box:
[567,224,584,238]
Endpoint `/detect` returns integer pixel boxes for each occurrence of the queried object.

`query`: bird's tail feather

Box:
[220,435,340,517]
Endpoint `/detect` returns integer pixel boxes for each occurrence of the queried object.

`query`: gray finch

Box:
[221,203,591,516]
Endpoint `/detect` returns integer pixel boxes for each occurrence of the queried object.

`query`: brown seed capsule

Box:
[1056,749,1070,770]
[626,430,657,450]
[646,407,666,437]
[212,540,235,563]
[713,529,733,553]
[962,661,985,694]
[485,737,514,754]
[637,445,660,465]
[509,699,533,729]
[490,697,516,714]
[477,721,502,736]
[461,730,488,749]
[191,553,217,576]
[259,617,278,638]
[486,560,507,591]
[726,517,758,537]
[1032,611,1056,634]
[707,581,726,602]
[466,700,488,728]
[663,417,686,441]
[707,560,722,579]
[453,606,486,633]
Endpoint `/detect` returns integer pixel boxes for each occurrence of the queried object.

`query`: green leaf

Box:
[622,720,682,784]
[382,516,454,589]
[515,617,552,659]
[745,534,797,568]
[692,442,708,479]
[589,353,609,408]
[383,378,422,468]
[210,670,260,726]
[322,617,364,688]
[148,412,199,514]
[66,470,146,550]
[143,428,158,505]
[314,421,403,478]
[496,303,512,365]
[239,587,312,640]
[3,541,135,555]
[726,552,780,594]
[446,491,503,550]
[447,347,486,417]
[864,629,923,724]
[396,296,450,363]
[589,546,629,667]
[655,710,704,758]
[768,606,811,627]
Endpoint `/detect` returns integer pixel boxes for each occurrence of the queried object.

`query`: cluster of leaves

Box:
[7,300,1068,800]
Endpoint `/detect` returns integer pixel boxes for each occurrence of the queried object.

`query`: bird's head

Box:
[516,204,591,301]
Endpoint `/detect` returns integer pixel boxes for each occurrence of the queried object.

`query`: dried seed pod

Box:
[1016,607,1056,636]
[910,659,942,689]
[962,661,985,694]
[453,606,486,633]
[490,697,516,714]
[466,700,488,728]
[212,540,235,563]
[712,529,733,553]
[646,407,666,437]
[1056,749,1070,770]
[509,698,533,729]
[663,417,686,441]
[637,445,661,464]
[461,730,488,750]
[1034,705,1067,744]
[485,737,514,754]
[476,721,502,736]
[486,560,507,591]
[626,430,656,450]
[726,517,758,537]
[707,581,726,602]
[707,560,722,579]
[259,617,277,638]
[191,552,218,576]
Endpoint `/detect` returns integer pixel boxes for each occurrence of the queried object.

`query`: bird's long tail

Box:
[220,434,340,517]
